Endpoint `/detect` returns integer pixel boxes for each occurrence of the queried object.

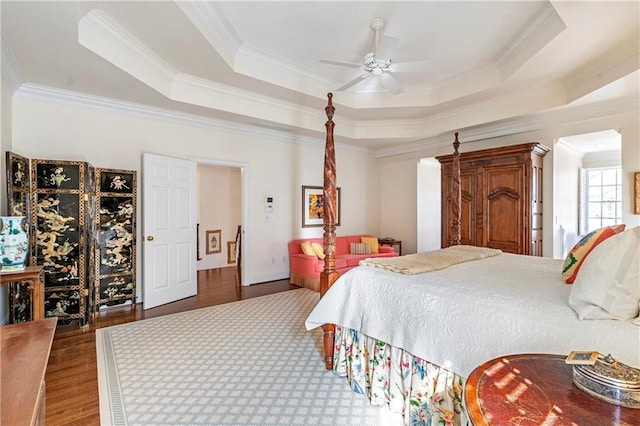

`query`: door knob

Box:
[147,235,154,241]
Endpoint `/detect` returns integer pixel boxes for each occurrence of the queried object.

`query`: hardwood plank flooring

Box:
[44,268,298,426]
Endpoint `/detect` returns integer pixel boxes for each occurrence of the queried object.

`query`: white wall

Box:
[552,141,582,258]
[379,156,419,254]
[196,165,241,271]
[0,73,13,324]
[1,83,11,215]
[620,121,640,228]
[417,158,441,252]
[381,110,640,259]
[10,95,380,288]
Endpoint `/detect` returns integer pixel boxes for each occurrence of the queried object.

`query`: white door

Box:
[142,153,197,309]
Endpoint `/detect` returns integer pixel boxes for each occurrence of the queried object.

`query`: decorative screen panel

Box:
[6,153,137,326]
[31,159,91,325]
[94,169,137,309]
[6,152,31,224]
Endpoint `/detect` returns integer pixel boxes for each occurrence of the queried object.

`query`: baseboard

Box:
[246,272,289,286]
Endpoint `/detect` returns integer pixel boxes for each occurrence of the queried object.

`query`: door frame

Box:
[191,156,248,286]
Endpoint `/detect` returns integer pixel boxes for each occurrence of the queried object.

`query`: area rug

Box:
[96,288,402,425]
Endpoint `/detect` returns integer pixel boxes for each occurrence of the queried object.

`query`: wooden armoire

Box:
[436,143,549,256]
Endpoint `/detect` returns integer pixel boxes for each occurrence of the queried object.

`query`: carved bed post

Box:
[451,133,462,246]
[320,93,340,370]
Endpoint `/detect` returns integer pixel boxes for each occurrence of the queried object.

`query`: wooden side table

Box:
[465,353,640,425]
[1,317,57,425]
[378,237,402,255]
[0,266,45,322]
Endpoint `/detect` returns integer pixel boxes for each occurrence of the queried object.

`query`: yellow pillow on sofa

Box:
[361,237,379,254]
[311,242,326,260]
[300,241,315,256]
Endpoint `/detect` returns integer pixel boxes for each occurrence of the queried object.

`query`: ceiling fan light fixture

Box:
[320,16,421,95]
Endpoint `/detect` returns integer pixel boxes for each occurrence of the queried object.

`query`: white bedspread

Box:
[305,253,640,377]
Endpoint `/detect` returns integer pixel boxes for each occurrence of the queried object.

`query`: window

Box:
[580,167,622,234]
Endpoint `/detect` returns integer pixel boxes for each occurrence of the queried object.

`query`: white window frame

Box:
[579,166,623,235]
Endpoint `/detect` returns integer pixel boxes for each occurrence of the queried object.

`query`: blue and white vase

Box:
[0,216,29,271]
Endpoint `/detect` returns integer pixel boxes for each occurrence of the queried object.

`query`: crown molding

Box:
[495,1,566,80]
[374,96,639,159]
[374,133,455,159]
[175,1,242,68]
[12,83,373,155]
[174,1,565,111]
[178,1,337,103]
[12,80,636,161]
[77,10,343,137]
[234,44,333,98]
[426,2,566,103]
[563,36,640,103]
[1,35,24,94]
[171,73,334,133]
[429,63,501,105]
[78,9,176,96]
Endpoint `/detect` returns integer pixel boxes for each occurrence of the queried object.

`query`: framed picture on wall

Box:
[302,185,341,228]
[635,172,640,215]
[227,241,237,264]
[206,229,222,254]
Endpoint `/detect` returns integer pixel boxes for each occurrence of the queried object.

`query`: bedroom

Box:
[1,1,639,423]
[2,0,639,284]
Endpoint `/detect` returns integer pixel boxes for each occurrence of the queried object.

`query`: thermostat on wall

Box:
[265,196,274,213]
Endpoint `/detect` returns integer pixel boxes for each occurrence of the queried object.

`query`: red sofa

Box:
[288,234,399,291]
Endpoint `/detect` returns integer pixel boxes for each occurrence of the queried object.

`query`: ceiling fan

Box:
[320,18,430,95]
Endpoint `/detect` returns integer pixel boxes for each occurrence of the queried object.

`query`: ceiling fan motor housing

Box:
[364,52,378,68]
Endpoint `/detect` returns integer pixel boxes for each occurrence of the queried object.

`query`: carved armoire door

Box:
[481,164,525,254]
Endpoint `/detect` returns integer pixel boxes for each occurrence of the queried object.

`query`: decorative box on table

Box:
[572,354,640,409]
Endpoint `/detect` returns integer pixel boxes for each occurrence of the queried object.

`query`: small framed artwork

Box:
[302,185,341,228]
[227,241,237,264]
[565,350,598,365]
[634,172,640,215]
[206,229,222,254]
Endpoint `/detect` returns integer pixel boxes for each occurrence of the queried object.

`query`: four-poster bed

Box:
[308,94,640,425]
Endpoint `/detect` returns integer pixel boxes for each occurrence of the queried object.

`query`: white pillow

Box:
[569,226,640,320]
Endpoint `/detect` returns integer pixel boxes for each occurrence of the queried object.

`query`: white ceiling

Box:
[559,129,621,154]
[1,1,638,154]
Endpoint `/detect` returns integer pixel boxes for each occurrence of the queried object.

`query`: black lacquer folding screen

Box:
[6,153,137,326]
[31,159,92,325]
[94,168,137,309]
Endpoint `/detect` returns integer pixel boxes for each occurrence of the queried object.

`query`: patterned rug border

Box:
[95,289,402,426]
[96,289,311,426]
[97,327,128,425]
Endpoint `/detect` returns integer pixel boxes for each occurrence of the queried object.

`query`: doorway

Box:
[553,129,622,258]
[193,158,248,286]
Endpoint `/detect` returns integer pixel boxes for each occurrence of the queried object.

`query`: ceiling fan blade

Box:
[376,35,399,60]
[380,73,403,95]
[391,60,432,73]
[319,59,362,69]
[336,74,370,92]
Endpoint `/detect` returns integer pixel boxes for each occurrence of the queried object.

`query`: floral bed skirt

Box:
[333,326,468,426]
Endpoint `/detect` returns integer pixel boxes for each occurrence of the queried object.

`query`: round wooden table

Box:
[465,353,640,426]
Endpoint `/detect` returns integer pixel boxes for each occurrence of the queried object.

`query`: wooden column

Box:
[320,93,340,370]
[450,133,462,246]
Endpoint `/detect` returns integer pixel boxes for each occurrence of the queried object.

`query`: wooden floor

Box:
[44,268,298,426]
